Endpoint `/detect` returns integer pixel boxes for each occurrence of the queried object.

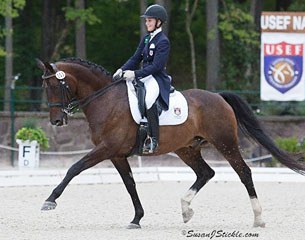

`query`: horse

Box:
[37,57,305,229]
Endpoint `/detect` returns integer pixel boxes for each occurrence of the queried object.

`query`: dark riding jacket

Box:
[121,31,171,110]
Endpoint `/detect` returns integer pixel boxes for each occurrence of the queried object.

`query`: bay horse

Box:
[37,58,305,229]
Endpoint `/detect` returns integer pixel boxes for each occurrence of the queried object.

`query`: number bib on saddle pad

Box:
[126,80,188,125]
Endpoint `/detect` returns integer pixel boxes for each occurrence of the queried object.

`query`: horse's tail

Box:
[219,92,305,175]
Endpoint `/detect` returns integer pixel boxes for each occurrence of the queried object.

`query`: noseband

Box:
[42,64,79,116]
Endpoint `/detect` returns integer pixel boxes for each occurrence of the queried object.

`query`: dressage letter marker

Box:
[16,140,40,168]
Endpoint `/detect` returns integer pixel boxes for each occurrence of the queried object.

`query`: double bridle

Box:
[42,63,79,116]
[42,63,123,116]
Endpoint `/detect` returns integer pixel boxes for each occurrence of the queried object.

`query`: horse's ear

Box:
[35,58,54,73]
[43,61,55,73]
[36,58,46,71]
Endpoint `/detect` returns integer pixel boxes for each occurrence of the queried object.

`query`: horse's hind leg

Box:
[175,147,215,223]
[210,132,265,227]
[111,157,144,229]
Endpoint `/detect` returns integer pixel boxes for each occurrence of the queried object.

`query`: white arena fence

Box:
[0,143,304,186]
[0,167,304,187]
[0,143,272,165]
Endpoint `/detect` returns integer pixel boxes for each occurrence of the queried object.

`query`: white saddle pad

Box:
[126,80,188,125]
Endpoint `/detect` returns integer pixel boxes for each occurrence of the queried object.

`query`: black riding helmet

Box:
[141,4,168,23]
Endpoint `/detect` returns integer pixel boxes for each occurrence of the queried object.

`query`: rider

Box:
[113,4,171,153]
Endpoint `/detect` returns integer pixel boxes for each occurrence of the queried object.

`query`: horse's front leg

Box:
[41,146,109,211]
[111,157,144,229]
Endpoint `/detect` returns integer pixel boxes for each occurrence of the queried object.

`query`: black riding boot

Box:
[143,104,159,153]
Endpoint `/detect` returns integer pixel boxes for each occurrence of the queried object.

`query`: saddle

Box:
[125,79,188,156]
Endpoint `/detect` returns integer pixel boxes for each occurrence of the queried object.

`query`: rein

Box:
[42,64,124,116]
[77,78,124,109]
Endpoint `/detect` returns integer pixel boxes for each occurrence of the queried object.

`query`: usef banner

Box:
[261,12,305,101]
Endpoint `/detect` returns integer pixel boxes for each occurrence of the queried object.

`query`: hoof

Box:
[41,201,57,211]
[182,208,194,223]
[127,223,141,229]
[253,220,266,228]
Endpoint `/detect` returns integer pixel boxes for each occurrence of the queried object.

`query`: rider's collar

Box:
[149,27,162,42]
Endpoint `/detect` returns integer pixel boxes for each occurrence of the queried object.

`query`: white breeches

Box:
[139,75,160,109]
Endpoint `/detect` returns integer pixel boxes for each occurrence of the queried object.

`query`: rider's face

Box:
[145,18,158,32]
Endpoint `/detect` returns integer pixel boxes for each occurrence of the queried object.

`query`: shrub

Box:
[275,137,299,152]
[267,137,305,167]
[15,127,49,150]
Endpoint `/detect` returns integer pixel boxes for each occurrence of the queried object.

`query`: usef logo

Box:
[264,42,303,93]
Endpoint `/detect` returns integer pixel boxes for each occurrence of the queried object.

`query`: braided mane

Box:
[60,57,111,76]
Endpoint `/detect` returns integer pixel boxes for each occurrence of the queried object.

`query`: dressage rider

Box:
[113,4,171,153]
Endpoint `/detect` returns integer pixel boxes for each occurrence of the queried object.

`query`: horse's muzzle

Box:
[52,119,63,126]
[50,113,67,126]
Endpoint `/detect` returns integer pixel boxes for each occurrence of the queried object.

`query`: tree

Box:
[41,0,66,62]
[250,0,262,30]
[4,0,302,113]
[276,0,293,10]
[206,0,220,90]
[155,0,171,36]
[4,3,13,111]
[39,0,100,109]
[0,0,25,55]
[185,0,198,88]
[42,0,100,61]
[140,0,147,39]
[218,0,260,90]
[75,0,86,59]
[85,1,139,71]
[1,0,25,111]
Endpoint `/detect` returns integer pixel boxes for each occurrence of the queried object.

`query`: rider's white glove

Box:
[123,70,135,81]
[113,68,123,81]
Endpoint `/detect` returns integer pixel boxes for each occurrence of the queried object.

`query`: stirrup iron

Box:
[143,136,158,154]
